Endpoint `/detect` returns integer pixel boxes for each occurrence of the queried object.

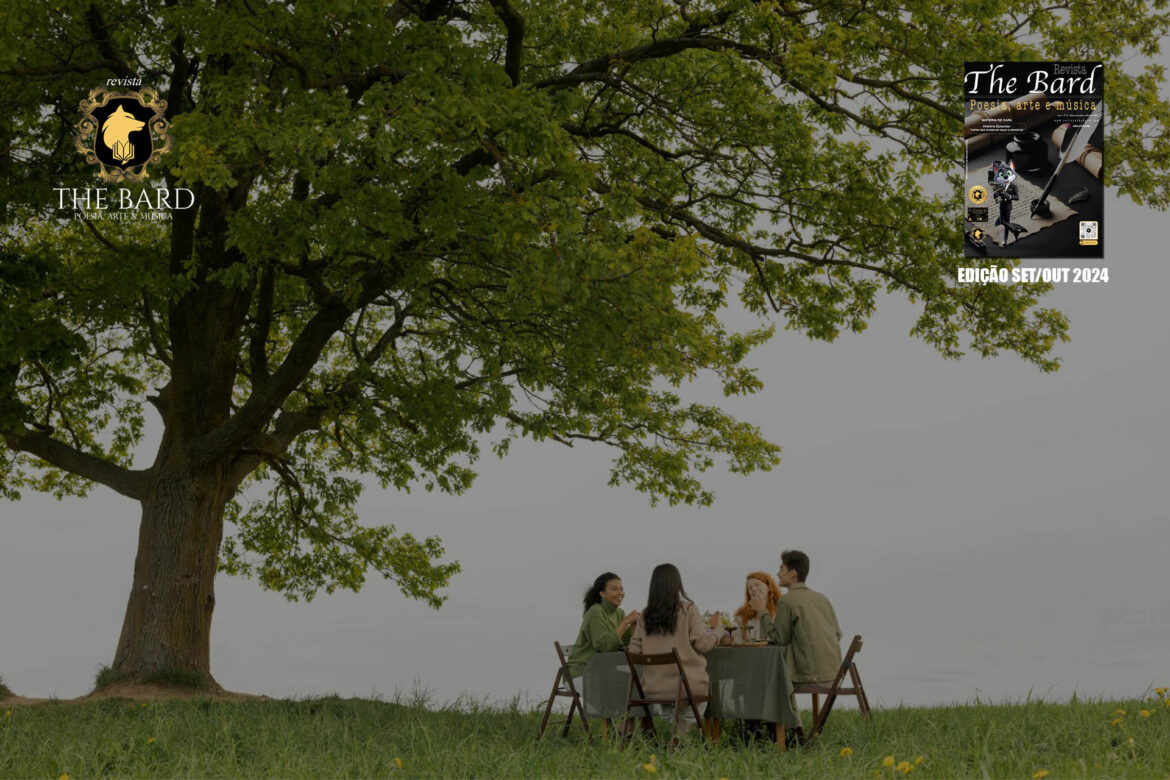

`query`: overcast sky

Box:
[3,66,1169,712]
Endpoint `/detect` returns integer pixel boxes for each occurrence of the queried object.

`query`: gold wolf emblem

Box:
[75,87,172,183]
[102,105,146,164]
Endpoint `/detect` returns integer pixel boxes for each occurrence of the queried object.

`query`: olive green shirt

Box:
[566,601,632,679]
[759,582,843,684]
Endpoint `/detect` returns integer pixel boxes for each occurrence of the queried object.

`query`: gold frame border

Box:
[74,87,173,184]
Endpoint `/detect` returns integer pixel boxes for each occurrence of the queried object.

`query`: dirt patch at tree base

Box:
[1,683,268,707]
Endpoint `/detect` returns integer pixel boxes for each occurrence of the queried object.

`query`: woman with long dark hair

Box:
[629,563,721,723]
[566,572,640,679]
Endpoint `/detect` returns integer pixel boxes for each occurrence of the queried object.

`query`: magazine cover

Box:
[964,62,1104,257]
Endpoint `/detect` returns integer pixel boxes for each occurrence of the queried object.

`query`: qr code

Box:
[1079,221,1098,240]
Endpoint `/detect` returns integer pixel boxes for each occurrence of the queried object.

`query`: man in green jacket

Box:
[752,549,843,685]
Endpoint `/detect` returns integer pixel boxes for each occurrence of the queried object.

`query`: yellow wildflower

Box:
[1127,737,1135,746]
[896,760,913,774]
[1032,771,1050,779]
[3,711,10,718]
[141,702,147,708]
[394,758,403,769]
[147,737,155,744]
[58,775,70,780]
[840,747,854,757]
[1141,710,1151,717]
[650,755,657,763]
[1114,709,1126,716]
[642,764,658,774]
[915,756,924,765]
[1155,687,1165,696]
[883,756,896,768]
[1112,718,1124,726]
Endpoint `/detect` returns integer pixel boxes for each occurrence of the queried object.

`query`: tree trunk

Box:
[109,465,230,689]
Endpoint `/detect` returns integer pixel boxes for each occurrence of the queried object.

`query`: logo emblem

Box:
[1078,220,1099,245]
[968,185,987,205]
[74,87,172,183]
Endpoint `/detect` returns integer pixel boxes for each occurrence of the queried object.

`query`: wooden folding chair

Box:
[619,648,714,748]
[792,634,871,742]
[536,641,592,740]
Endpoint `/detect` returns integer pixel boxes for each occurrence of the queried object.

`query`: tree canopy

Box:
[1,0,1168,681]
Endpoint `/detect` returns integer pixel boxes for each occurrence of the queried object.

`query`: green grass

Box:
[2,689,1169,778]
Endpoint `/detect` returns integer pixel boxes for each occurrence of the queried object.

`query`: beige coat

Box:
[629,601,720,699]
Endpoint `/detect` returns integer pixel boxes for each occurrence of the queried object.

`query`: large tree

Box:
[2,0,1167,687]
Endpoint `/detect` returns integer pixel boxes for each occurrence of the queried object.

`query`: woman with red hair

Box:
[733,571,781,641]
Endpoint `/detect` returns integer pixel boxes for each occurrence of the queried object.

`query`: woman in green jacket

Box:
[566,572,640,679]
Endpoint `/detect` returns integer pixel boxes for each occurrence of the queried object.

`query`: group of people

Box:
[565,550,843,725]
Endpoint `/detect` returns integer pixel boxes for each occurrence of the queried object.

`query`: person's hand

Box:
[749,591,767,614]
[620,611,640,631]
[707,612,721,629]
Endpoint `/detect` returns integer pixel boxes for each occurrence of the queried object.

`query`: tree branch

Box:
[140,289,173,368]
[3,427,148,499]
[165,1,192,118]
[249,267,275,383]
[840,71,961,122]
[563,122,690,160]
[225,303,413,487]
[85,2,136,78]
[79,213,123,253]
[202,264,411,468]
[0,60,125,77]
[535,35,743,89]
[487,0,525,86]
[633,192,929,295]
[195,294,353,466]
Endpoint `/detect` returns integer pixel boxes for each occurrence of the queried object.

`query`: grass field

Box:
[2,687,1169,778]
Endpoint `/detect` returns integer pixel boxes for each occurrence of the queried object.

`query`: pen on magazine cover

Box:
[1030,102,1104,218]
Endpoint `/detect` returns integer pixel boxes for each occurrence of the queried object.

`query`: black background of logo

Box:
[91,98,155,168]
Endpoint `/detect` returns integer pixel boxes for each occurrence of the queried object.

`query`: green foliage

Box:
[3,0,1170,605]
[0,676,12,699]
[2,692,1170,777]
[93,666,119,692]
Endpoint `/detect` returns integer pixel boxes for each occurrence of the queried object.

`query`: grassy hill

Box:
[2,688,1168,778]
